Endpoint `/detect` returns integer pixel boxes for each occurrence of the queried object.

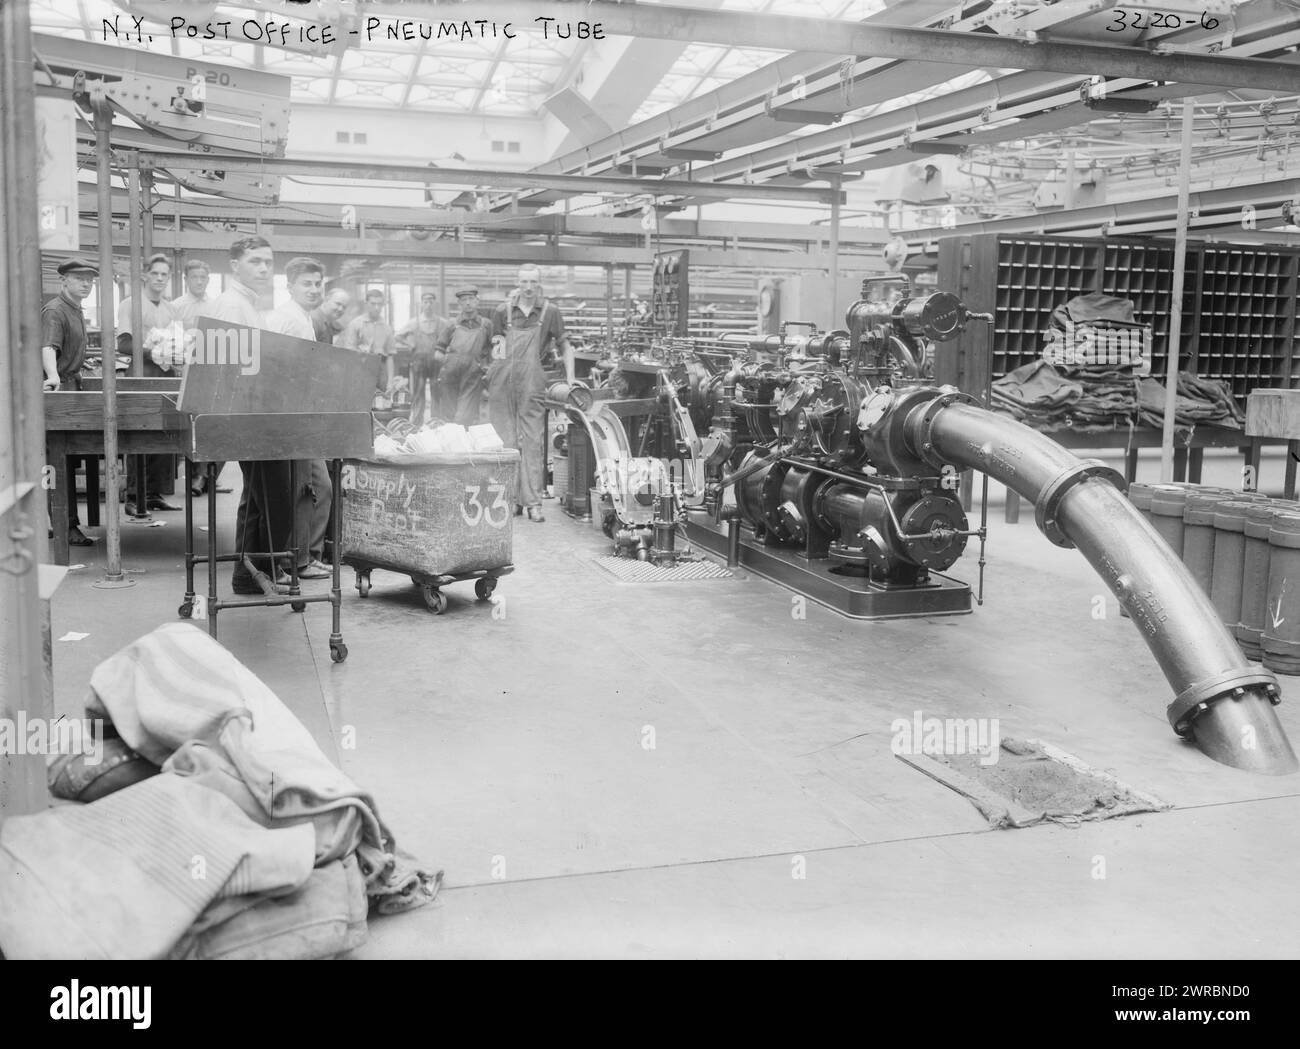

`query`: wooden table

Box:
[1246,390,1300,499]
[43,380,184,565]
[985,423,1290,523]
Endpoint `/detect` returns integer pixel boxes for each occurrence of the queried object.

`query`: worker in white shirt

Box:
[171,258,230,496]
[117,253,182,516]
[171,258,214,329]
[266,257,332,580]
[205,236,297,596]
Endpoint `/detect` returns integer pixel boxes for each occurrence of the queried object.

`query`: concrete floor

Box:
[47,449,1300,958]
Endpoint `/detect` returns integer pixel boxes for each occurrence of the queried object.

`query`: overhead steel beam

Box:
[79,229,884,272]
[91,189,890,244]
[902,176,1300,239]
[134,152,838,203]
[569,1,1300,93]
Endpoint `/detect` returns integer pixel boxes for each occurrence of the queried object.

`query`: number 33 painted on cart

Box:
[462,482,510,528]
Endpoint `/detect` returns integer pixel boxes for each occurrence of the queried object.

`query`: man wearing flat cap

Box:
[433,286,493,427]
[42,258,98,545]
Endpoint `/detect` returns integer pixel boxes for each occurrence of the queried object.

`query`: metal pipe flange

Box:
[1035,460,1127,548]
[1167,667,1282,737]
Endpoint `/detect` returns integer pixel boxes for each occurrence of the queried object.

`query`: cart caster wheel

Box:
[330,642,348,663]
[422,586,448,614]
[357,573,371,598]
[474,578,496,601]
[178,600,194,619]
[291,600,306,613]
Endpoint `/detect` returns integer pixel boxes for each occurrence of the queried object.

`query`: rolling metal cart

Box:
[168,324,380,662]
[340,450,519,615]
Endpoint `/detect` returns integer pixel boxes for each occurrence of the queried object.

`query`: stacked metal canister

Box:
[1128,481,1300,673]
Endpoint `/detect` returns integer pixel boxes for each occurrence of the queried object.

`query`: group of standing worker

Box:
[399,263,572,523]
[42,246,573,572]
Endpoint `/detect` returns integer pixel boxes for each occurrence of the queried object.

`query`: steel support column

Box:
[0,0,54,817]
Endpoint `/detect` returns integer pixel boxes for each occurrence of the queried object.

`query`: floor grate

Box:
[593,555,734,583]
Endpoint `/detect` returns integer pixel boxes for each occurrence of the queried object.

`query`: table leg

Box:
[48,435,70,566]
[328,459,346,663]
[1173,446,1188,483]
[287,460,302,608]
[1189,448,1204,485]
[1248,439,1263,493]
[85,457,100,527]
[1005,487,1021,524]
[207,461,218,638]
[1286,442,1298,500]
[182,459,195,617]
[1126,448,1139,483]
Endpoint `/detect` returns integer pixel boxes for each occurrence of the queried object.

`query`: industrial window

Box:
[336,131,350,143]
[508,141,520,154]
[492,140,505,153]
[354,132,368,145]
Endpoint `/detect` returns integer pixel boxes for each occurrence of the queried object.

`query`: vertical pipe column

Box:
[92,94,128,587]
[828,176,841,323]
[1,0,55,816]
[605,263,614,343]
[127,159,148,519]
[127,160,143,377]
[1160,98,1196,482]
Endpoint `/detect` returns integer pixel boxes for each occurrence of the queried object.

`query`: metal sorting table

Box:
[166,323,381,663]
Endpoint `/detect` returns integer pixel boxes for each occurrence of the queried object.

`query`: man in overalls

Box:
[434,286,492,426]
[489,265,572,522]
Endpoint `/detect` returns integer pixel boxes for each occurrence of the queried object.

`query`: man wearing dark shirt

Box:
[41,257,97,546]
[434,286,493,426]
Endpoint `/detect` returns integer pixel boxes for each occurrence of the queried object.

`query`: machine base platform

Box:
[685,516,973,620]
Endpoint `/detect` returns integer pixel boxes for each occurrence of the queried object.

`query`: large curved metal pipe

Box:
[904,396,1298,775]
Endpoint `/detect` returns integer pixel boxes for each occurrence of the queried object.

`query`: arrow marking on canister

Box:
[1272,580,1287,629]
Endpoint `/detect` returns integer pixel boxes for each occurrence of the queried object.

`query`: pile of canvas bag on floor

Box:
[0,622,441,960]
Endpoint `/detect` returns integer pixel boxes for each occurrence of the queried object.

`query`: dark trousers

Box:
[410,355,439,422]
[51,456,81,526]
[231,460,297,583]
[127,455,174,501]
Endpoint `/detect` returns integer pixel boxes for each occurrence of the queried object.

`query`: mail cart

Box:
[340,450,518,614]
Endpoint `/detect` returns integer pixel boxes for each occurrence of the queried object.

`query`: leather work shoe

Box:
[123,503,150,519]
[146,497,183,511]
[526,506,545,523]
[68,525,94,547]
[297,560,332,579]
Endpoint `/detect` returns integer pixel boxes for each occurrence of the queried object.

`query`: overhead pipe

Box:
[902,394,1298,775]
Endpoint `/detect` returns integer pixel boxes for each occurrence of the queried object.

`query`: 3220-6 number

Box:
[1107,9,1221,31]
